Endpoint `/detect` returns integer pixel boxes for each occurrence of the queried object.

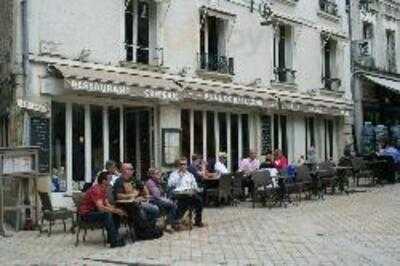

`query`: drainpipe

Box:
[21,0,30,146]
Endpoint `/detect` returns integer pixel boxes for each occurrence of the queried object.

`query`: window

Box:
[273,24,295,83]
[72,104,85,182]
[51,102,67,192]
[0,115,8,147]
[324,119,334,160]
[363,22,374,40]
[273,114,288,157]
[322,36,340,90]
[91,106,103,175]
[199,8,234,75]
[319,0,338,16]
[125,0,161,65]
[109,107,121,162]
[305,117,315,159]
[386,30,396,73]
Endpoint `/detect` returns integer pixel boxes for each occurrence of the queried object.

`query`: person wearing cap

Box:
[215,152,229,176]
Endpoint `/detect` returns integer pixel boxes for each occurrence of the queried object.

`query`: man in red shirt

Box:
[79,172,126,248]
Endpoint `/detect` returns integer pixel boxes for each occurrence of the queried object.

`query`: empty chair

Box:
[38,192,74,236]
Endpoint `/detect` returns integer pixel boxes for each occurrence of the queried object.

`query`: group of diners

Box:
[78,158,205,248]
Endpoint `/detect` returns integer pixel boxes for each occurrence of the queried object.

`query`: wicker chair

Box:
[38,192,74,237]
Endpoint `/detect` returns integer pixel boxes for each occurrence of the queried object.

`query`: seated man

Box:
[146,168,181,231]
[238,150,260,198]
[113,163,160,226]
[78,172,125,248]
[214,153,229,176]
[168,157,205,227]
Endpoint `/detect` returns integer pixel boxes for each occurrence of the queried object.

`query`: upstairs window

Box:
[125,0,161,65]
[386,30,396,73]
[322,35,340,90]
[273,24,295,83]
[319,0,338,16]
[198,7,234,75]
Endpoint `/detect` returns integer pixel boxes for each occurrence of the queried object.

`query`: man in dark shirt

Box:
[78,172,125,248]
[113,163,160,225]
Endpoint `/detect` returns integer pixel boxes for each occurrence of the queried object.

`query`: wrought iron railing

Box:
[125,44,164,65]
[273,67,296,83]
[319,0,338,16]
[198,53,234,75]
[322,77,341,91]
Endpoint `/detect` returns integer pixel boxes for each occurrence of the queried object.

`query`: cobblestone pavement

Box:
[2,184,400,266]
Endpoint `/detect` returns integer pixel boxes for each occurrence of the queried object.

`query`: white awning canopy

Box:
[363,74,400,94]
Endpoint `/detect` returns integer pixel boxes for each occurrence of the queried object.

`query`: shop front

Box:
[359,74,400,154]
[27,55,351,206]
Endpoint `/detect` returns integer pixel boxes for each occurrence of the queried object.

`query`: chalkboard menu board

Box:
[30,117,50,173]
[261,115,272,154]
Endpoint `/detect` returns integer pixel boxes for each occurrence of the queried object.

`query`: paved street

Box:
[2,184,400,266]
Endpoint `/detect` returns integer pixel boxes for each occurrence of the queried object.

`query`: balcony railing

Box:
[273,67,296,84]
[125,44,164,66]
[197,53,234,75]
[319,0,338,16]
[322,77,341,91]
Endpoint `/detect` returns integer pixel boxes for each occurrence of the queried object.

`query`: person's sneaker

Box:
[110,239,126,248]
[193,222,207,228]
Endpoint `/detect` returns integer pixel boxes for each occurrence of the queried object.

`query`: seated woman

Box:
[145,168,181,231]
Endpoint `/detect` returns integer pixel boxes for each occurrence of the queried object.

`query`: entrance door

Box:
[124,108,151,179]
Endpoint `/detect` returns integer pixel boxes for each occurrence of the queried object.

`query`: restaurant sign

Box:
[67,79,129,95]
[203,92,263,107]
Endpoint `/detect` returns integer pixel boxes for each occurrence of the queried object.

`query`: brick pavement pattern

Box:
[1,184,400,265]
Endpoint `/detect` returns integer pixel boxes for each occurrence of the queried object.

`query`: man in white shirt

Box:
[214,153,229,176]
[168,157,205,227]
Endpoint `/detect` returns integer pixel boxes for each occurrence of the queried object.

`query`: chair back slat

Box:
[296,165,311,182]
[252,170,272,188]
[39,192,53,211]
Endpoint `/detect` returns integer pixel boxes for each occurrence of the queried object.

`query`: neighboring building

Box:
[350,0,400,153]
[2,0,352,205]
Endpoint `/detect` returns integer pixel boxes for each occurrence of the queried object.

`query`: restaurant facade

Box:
[1,0,353,206]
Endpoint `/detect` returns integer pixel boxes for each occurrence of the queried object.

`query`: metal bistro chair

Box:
[294,165,313,201]
[217,173,233,206]
[231,171,244,206]
[351,157,373,186]
[72,192,107,247]
[317,162,337,195]
[38,192,75,236]
[252,170,275,208]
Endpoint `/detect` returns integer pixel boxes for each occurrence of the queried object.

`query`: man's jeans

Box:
[176,193,203,224]
[82,212,119,245]
[140,202,160,225]
[150,197,178,225]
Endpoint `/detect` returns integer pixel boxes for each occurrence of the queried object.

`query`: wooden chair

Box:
[72,192,107,247]
[38,192,74,237]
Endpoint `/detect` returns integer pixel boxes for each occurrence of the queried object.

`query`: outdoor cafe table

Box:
[173,189,198,230]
